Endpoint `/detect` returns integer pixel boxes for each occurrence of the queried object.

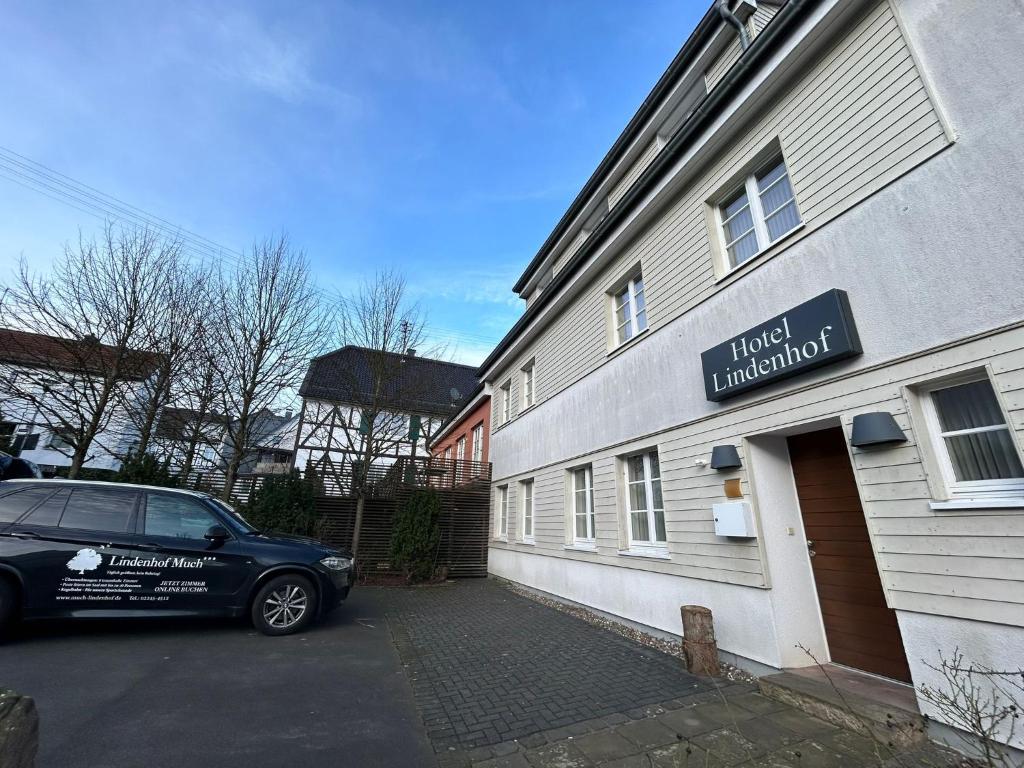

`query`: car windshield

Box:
[207,497,259,534]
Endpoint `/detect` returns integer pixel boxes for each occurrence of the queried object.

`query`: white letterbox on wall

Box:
[712,501,756,538]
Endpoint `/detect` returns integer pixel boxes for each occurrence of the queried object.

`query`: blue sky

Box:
[0,0,705,365]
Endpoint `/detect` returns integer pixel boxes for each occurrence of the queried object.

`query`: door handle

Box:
[137,543,161,552]
[806,539,816,558]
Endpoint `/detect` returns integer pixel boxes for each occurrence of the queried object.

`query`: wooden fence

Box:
[181,456,493,578]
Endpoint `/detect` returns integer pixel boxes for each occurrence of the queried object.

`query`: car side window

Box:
[21,488,70,527]
[0,487,54,523]
[59,488,138,533]
[144,494,221,540]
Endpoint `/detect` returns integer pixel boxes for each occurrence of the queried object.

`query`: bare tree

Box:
[172,351,224,480]
[298,270,444,556]
[213,236,329,500]
[117,249,210,460]
[0,224,171,477]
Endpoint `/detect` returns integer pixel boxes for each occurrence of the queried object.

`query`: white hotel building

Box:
[480,0,1024,748]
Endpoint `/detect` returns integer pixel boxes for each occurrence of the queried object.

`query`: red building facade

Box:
[431,391,490,467]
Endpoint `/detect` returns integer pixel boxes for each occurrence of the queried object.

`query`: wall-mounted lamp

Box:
[710,444,742,470]
[850,412,908,448]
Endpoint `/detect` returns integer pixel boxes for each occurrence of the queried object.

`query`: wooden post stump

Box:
[681,605,720,676]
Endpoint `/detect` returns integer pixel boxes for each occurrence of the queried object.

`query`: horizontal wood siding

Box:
[705,36,743,92]
[492,1,950,424]
[607,136,663,210]
[750,3,781,38]
[491,326,1024,625]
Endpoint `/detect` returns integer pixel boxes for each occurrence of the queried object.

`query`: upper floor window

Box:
[500,380,512,424]
[572,465,596,545]
[923,375,1024,498]
[624,450,666,550]
[720,156,801,268]
[522,362,535,409]
[471,423,484,463]
[456,436,466,462]
[495,485,509,539]
[613,273,647,346]
[520,479,534,542]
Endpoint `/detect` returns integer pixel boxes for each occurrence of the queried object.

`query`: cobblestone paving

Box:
[377,581,962,768]
[378,580,712,752]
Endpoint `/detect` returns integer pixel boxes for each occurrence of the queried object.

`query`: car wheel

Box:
[251,575,316,636]
[0,578,17,640]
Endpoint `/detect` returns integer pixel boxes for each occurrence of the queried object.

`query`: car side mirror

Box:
[204,525,230,542]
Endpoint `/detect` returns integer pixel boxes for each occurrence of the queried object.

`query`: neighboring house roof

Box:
[154,407,225,441]
[230,409,296,452]
[300,346,479,417]
[0,327,162,380]
[429,383,488,448]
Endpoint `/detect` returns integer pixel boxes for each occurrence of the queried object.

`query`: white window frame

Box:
[920,372,1024,500]
[612,272,647,347]
[456,436,466,462]
[571,465,596,547]
[622,449,667,554]
[717,154,801,271]
[471,423,484,463]
[521,362,535,409]
[520,479,534,543]
[500,380,512,424]
[495,485,509,540]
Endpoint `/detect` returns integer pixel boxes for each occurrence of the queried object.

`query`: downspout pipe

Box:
[717,0,751,50]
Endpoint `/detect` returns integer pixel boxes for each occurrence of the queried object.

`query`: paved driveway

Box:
[0,579,957,768]
[0,589,434,768]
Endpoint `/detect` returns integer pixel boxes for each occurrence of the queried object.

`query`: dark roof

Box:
[0,327,162,380]
[154,407,225,441]
[300,346,479,417]
[482,0,811,375]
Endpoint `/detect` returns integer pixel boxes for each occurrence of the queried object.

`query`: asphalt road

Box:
[0,588,435,768]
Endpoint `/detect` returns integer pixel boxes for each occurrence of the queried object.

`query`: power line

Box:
[0,145,509,351]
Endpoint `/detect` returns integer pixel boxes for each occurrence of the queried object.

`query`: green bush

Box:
[390,489,442,583]
[241,471,321,538]
[114,452,179,487]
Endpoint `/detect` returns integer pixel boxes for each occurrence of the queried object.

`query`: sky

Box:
[0,0,706,366]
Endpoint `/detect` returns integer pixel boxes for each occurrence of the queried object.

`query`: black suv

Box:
[0,480,353,637]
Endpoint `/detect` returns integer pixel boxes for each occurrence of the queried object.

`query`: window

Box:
[471,423,484,463]
[522,363,535,409]
[59,488,138,533]
[613,273,647,346]
[520,480,534,541]
[0,487,54,523]
[572,466,596,545]
[144,494,222,540]
[443,446,452,463]
[500,381,512,423]
[719,156,801,268]
[23,488,70,527]
[456,436,466,462]
[48,429,75,453]
[624,450,666,549]
[495,485,509,538]
[924,375,1024,497]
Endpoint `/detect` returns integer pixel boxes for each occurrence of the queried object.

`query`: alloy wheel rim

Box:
[262,584,308,628]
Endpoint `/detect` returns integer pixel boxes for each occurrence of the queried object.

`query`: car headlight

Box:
[320,555,353,571]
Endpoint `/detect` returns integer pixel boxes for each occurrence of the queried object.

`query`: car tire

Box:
[251,574,317,636]
[0,578,17,640]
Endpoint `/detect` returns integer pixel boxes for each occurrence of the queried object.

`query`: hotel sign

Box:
[701,289,861,402]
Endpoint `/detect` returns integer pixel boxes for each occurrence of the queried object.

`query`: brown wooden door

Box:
[787,427,912,683]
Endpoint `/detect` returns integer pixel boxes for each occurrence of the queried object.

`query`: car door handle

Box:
[137,543,161,552]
